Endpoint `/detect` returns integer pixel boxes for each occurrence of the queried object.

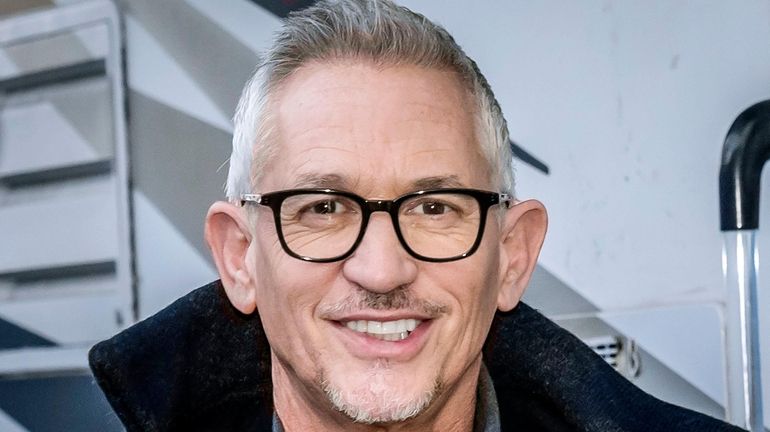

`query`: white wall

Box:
[399,0,770,424]
[399,0,770,309]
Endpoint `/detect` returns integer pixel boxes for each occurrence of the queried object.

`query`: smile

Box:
[343,319,422,341]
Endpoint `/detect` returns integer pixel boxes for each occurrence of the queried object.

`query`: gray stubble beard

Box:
[317,359,443,425]
[315,286,448,424]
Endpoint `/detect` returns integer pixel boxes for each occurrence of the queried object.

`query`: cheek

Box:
[253,253,316,333]
[458,249,502,341]
[423,246,501,359]
[250,237,342,370]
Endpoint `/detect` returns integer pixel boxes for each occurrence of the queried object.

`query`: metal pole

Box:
[719,100,770,431]
[722,231,763,430]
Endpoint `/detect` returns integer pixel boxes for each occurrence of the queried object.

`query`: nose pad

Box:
[342,213,417,293]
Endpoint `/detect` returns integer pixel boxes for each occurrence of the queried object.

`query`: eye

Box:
[414,201,449,215]
[308,199,346,215]
[402,193,474,220]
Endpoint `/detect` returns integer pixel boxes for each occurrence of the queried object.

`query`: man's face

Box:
[248,61,507,424]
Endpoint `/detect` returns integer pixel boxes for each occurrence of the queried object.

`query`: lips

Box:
[343,318,422,341]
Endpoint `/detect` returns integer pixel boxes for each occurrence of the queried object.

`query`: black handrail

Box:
[720,100,770,231]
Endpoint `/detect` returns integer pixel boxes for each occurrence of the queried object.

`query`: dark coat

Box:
[89,281,744,431]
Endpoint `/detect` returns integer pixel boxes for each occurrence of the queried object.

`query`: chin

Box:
[318,359,442,424]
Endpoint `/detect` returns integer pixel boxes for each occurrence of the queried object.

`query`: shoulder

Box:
[89,281,274,431]
[485,303,745,432]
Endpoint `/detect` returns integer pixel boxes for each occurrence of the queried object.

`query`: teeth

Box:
[368,321,382,333]
[381,321,396,334]
[396,320,406,333]
[343,318,422,340]
[406,319,417,331]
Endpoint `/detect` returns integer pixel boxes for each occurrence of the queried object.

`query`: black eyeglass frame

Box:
[240,188,512,263]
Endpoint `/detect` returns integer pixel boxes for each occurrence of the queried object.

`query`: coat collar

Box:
[89,281,743,431]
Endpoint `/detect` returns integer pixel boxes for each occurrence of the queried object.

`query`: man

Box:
[89,1,744,431]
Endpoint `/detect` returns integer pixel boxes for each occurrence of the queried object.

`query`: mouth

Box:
[330,315,433,360]
[342,318,422,341]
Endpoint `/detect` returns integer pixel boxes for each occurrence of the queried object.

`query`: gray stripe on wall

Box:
[120,0,258,121]
[523,265,599,317]
[44,77,114,160]
[0,0,53,17]
[129,90,231,262]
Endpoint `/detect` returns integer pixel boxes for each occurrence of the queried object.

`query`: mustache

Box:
[319,286,449,317]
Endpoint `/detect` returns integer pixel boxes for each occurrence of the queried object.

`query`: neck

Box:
[272,353,482,432]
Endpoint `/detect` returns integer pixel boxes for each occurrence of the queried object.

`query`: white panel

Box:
[0,49,19,78]
[0,1,115,44]
[601,305,726,405]
[0,101,96,173]
[0,23,107,79]
[3,272,121,302]
[0,79,112,176]
[0,346,89,374]
[73,20,110,58]
[0,76,113,177]
[0,293,122,344]
[125,16,232,132]
[0,190,119,274]
[0,410,27,432]
[133,192,217,318]
[0,101,97,175]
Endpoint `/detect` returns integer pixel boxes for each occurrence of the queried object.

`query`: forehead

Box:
[260,61,489,194]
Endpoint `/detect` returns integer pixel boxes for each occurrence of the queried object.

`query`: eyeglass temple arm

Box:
[499,193,513,209]
[240,193,262,206]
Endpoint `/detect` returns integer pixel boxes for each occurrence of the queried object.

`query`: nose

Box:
[342,213,418,293]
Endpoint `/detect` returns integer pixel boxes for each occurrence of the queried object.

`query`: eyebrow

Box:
[291,173,466,192]
[292,173,352,189]
[409,175,465,190]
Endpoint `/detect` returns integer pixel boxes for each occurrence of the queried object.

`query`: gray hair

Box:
[225,0,514,200]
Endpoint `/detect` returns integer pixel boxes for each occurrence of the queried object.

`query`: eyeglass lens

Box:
[278,192,481,260]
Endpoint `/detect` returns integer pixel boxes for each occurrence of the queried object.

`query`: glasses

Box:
[240,188,512,263]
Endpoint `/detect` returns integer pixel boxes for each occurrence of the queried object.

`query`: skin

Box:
[205,61,547,432]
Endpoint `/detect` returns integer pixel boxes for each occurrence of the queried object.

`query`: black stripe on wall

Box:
[0,317,56,350]
[249,0,317,18]
[0,374,122,432]
[511,140,550,175]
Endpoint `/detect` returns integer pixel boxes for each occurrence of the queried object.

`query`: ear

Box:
[496,200,548,312]
[204,201,257,314]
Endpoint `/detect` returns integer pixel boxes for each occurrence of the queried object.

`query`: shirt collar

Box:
[475,362,501,432]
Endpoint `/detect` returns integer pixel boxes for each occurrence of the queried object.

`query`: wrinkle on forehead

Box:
[276,63,474,136]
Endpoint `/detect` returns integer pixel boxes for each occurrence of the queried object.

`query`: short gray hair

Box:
[225,0,514,200]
